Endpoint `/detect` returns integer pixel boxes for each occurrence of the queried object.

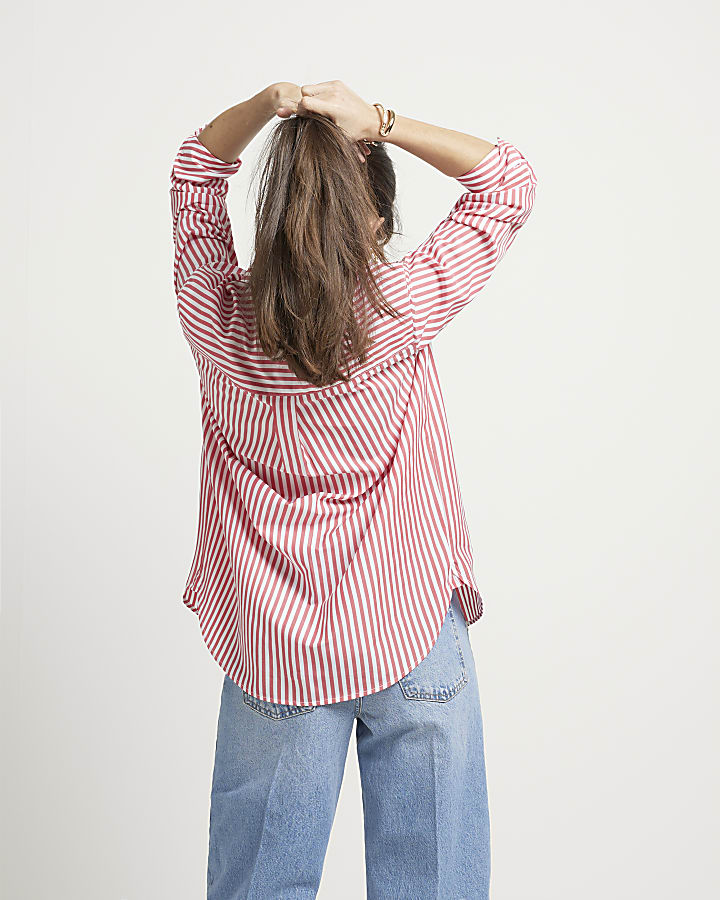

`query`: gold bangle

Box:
[381,108,395,136]
[371,102,396,139]
[372,102,386,138]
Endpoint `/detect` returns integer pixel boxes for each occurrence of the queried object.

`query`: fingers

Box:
[300,81,337,97]
[354,141,371,163]
[275,96,299,115]
[298,95,317,112]
[296,94,329,117]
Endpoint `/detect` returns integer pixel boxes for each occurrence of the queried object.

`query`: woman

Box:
[170,79,537,899]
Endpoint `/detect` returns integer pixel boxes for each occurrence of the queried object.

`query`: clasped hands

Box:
[268,80,380,163]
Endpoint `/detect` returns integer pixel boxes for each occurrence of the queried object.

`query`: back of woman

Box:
[170,80,537,899]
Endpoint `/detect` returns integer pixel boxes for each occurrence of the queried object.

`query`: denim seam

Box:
[207,808,216,887]
[448,605,467,672]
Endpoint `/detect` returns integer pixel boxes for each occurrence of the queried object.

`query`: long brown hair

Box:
[248,111,402,386]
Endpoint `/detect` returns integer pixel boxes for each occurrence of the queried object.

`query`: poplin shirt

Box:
[170,123,537,706]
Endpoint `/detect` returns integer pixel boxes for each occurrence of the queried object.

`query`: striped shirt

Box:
[170,123,537,706]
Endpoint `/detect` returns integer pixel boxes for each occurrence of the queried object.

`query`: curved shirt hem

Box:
[182,578,484,707]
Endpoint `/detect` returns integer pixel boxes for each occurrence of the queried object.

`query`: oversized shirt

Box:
[170,123,537,706]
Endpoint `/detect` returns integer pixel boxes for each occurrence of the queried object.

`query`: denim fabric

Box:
[207,589,490,899]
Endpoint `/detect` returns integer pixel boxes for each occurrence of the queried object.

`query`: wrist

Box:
[360,103,384,141]
[380,112,404,146]
[361,104,401,143]
[260,84,283,118]
[265,82,301,116]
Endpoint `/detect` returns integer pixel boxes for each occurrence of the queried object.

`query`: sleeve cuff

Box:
[171,123,243,183]
[455,138,520,192]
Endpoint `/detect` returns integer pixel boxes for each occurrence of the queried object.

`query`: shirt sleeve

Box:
[401,137,538,350]
[170,124,243,354]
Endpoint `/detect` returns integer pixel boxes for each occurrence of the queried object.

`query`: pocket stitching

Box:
[399,670,468,702]
[242,691,316,720]
[399,604,469,702]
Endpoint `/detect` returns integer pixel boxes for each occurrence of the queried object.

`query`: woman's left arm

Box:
[197,82,300,162]
[170,84,298,353]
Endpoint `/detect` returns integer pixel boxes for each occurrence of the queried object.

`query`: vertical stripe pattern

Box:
[170,123,537,705]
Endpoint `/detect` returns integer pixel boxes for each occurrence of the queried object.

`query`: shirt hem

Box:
[181,577,484,707]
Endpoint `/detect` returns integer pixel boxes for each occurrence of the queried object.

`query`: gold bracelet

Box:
[382,107,396,136]
[372,102,396,137]
[373,103,385,134]
[363,103,396,148]
[372,103,386,137]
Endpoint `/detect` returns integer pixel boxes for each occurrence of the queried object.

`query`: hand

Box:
[296,80,379,141]
[269,82,303,118]
[290,80,379,163]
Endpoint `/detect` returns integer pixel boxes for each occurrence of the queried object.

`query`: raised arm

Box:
[170,84,300,354]
[293,81,498,175]
[397,136,537,348]
[373,108,537,347]
[293,83,538,350]
[170,127,242,306]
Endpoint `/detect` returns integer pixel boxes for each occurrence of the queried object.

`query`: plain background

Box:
[2,1,719,897]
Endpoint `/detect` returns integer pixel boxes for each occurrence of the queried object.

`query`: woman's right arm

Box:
[396,136,538,348]
[296,80,498,175]
[379,113,498,178]
[296,82,538,350]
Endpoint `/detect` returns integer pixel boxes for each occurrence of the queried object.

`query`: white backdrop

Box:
[2,1,719,897]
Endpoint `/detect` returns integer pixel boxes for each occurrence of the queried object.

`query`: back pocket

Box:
[399,594,469,702]
[242,691,316,720]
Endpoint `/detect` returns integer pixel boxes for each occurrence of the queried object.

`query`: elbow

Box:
[505,151,537,217]
[521,157,538,207]
[523,180,537,218]
[516,170,537,221]
[498,180,537,227]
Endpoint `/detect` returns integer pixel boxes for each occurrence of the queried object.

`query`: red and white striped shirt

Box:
[170,123,537,706]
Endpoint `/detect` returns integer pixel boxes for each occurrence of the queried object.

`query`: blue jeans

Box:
[207,589,490,899]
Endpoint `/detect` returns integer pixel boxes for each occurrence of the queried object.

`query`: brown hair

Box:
[248,111,402,386]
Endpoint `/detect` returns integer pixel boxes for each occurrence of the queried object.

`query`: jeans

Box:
[207,589,491,899]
